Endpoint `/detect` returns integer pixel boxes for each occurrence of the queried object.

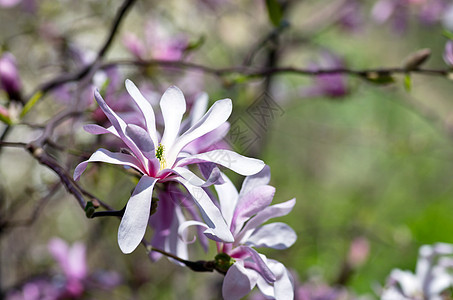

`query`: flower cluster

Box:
[381,243,453,300]
[74,79,297,299]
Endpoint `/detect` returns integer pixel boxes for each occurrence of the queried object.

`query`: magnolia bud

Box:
[444,41,453,68]
[0,52,22,101]
[402,48,431,70]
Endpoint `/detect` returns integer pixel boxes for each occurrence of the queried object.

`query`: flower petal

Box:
[244,247,276,283]
[125,79,158,146]
[176,150,264,176]
[125,124,155,162]
[214,172,239,228]
[160,86,186,151]
[231,185,275,235]
[222,261,258,300]
[239,165,271,197]
[190,92,208,127]
[235,198,296,245]
[73,148,144,181]
[167,98,232,166]
[177,178,234,243]
[83,124,119,137]
[118,176,158,254]
[94,90,145,165]
[246,222,297,250]
[269,260,294,300]
[172,167,221,187]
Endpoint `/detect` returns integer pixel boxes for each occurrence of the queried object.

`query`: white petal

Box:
[214,172,239,228]
[247,222,297,250]
[125,79,158,147]
[118,176,157,254]
[235,199,296,245]
[160,86,186,151]
[177,178,234,243]
[190,92,208,127]
[239,165,271,197]
[83,124,119,137]
[73,148,144,181]
[222,262,258,300]
[167,98,232,167]
[269,260,294,300]
[176,150,264,176]
[172,167,221,187]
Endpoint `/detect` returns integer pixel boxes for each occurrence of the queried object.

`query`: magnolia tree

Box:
[2,0,453,299]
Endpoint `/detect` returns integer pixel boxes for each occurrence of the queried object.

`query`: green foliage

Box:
[265,0,283,27]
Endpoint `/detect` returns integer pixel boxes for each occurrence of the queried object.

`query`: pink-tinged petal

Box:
[166,206,189,265]
[222,261,258,300]
[176,150,264,176]
[0,0,21,7]
[244,247,276,283]
[190,92,208,127]
[246,222,297,250]
[67,242,87,280]
[239,165,271,197]
[83,124,119,137]
[118,176,158,254]
[73,148,145,181]
[149,190,175,262]
[124,79,158,146]
[231,185,275,235]
[160,86,186,151]
[172,167,221,187]
[125,124,155,162]
[177,178,234,243]
[168,98,232,166]
[268,260,294,300]
[94,90,145,165]
[236,199,296,245]
[183,122,230,154]
[214,172,239,228]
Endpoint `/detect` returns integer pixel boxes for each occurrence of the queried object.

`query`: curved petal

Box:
[172,167,221,187]
[190,92,208,127]
[176,150,264,176]
[222,261,258,300]
[177,178,234,243]
[239,165,271,197]
[160,86,186,151]
[118,176,158,254]
[269,260,294,300]
[83,124,119,137]
[73,148,144,181]
[243,247,276,283]
[235,199,296,246]
[125,124,155,162]
[125,79,158,146]
[94,90,146,165]
[214,172,239,228]
[231,185,275,235]
[182,122,230,154]
[246,222,297,250]
[165,205,189,265]
[167,98,232,167]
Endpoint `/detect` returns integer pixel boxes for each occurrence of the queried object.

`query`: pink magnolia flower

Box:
[183,166,297,299]
[74,79,264,254]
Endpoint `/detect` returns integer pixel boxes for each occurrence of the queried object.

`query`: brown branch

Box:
[101,59,451,79]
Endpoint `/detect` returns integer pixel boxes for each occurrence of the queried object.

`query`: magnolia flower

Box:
[444,40,453,68]
[74,80,264,254]
[381,243,453,300]
[183,166,296,299]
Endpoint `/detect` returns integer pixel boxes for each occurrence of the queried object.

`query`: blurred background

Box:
[2,0,453,299]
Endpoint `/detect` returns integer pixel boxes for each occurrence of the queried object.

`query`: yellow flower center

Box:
[155,143,166,170]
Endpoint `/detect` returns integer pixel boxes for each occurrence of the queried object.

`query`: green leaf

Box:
[214,253,235,273]
[184,35,206,53]
[443,30,453,41]
[0,112,12,125]
[404,74,411,92]
[265,0,283,27]
[20,91,43,118]
[362,72,395,85]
